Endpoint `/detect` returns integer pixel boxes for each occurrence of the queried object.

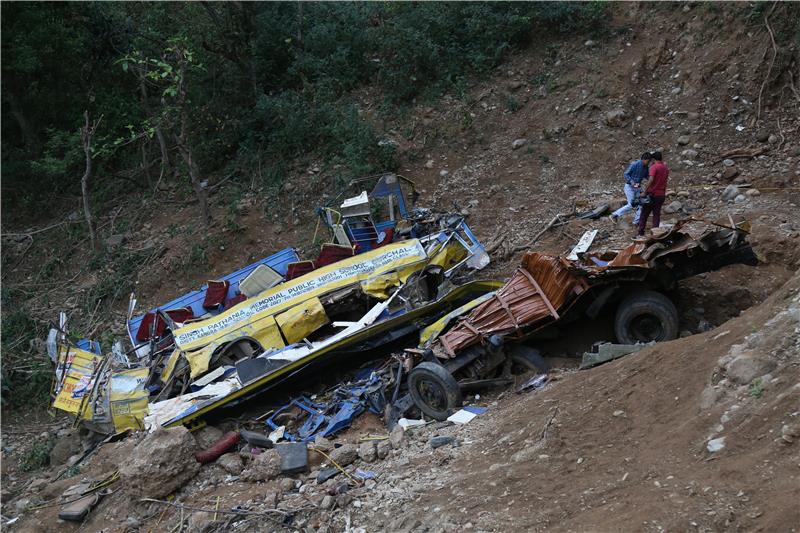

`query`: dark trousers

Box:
[638,195,665,235]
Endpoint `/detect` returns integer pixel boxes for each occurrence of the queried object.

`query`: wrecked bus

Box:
[397,216,759,420]
[49,175,492,434]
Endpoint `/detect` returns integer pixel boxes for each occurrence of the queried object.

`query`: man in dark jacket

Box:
[637,151,669,236]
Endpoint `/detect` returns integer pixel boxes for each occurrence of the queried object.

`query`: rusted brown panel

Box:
[521,252,587,308]
[437,252,584,356]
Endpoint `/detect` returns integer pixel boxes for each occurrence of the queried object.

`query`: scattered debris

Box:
[517,374,549,393]
[195,431,239,464]
[57,472,118,522]
[707,436,726,453]
[580,343,651,369]
[567,229,598,260]
[240,429,274,449]
[429,436,458,449]
[447,406,487,425]
[48,175,492,434]
[275,442,309,474]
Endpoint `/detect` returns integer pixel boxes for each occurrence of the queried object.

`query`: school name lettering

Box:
[174,242,424,347]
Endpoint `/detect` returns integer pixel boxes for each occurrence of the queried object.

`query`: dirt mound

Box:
[323,268,799,532]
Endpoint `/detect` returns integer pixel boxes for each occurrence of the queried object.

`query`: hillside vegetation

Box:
[2,2,800,531]
[1,2,608,408]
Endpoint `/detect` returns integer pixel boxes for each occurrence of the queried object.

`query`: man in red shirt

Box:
[637,151,669,236]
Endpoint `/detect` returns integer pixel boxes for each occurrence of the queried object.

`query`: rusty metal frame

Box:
[517,267,559,321]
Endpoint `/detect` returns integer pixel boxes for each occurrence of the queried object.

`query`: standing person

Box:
[609,152,652,224]
[637,151,669,236]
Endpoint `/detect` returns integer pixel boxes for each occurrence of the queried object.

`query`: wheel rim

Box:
[630,313,664,342]
[416,378,449,413]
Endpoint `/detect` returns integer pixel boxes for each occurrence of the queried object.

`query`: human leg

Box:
[651,196,665,228]
[637,203,653,236]
[612,183,635,218]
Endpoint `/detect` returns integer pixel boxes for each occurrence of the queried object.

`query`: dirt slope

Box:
[2,2,800,531]
[377,269,799,532]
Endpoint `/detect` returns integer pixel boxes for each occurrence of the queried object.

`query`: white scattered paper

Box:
[447,409,477,425]
[397,418,426,431]
[567,229,598,260]
[268,425,285,443]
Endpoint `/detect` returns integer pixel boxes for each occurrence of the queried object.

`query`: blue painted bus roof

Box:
[127,247,299,344]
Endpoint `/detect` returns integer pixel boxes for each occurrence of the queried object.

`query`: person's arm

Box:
[642,166,657,195]
[623,161,637,184]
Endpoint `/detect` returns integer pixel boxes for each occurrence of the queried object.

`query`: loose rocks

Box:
[194,426,224,449]
[119,427,200,499]
[722,167,740,180]
[725,352,776,384]
[722,185,740,201]
[49,433,82,467]
[604,108,630,128]
[357,441,377,463]
[663,201,683,214]
[707,437,726,453]
[389,425,406,449]
[376,440,391,460]
[240,448,282,482]
[217,453,244,475]
[329,444,358,468]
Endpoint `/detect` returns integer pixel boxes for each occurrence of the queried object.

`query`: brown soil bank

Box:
[380,266,800,532]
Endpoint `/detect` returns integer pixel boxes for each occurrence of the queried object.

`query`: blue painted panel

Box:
[374,220,397,233]
[127,247,299,344]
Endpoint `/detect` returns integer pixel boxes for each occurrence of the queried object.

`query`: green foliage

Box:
[21,438,54,472]
[84,248,150,311]
[505,95,522,113]
[185,243,209,273]
[2,1,609,213]
[250,93,398,176]
[533,1,610,37]
[749,378,764,399]
[30,128,84,181]
[0,290,51,409]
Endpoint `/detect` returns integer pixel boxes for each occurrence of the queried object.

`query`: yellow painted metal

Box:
[427,240,468,271]
[275,297,329,344]
[418,290,498,347]
[250,316,285,352]
[361,271,402,299]
[164,280,502,428]
[160,348,182,383]
[52,346,103,419]
[173,240,428,352]
[109,368,149,432]
[184,315,285,379]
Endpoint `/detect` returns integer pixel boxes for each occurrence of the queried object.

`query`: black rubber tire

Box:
[508,345,550,374]
[407,362,463,421]
[614,290,679,344]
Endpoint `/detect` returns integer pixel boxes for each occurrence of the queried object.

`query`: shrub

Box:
[21,438,54,472]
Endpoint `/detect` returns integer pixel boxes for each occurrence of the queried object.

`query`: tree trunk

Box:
[80,110,99,250]
[175,109,210,225]
[141,140,152,189]
[139,77,171,180]
[5,88,39,154]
